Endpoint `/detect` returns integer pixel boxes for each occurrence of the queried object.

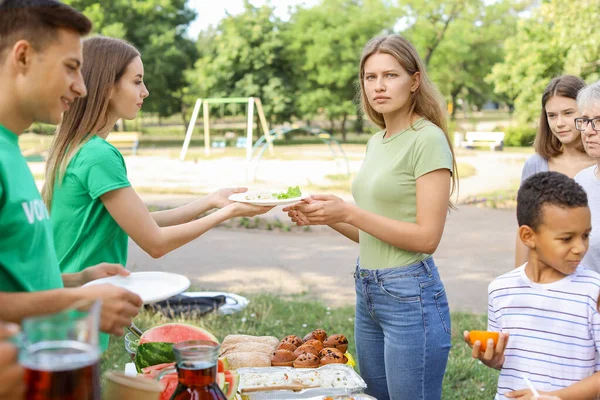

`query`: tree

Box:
[285,0,397,140]
[397,0,475,67]
[64,0,198,123]
[187,1,296,126]
[400,0,527,119]
[487,0,600,123]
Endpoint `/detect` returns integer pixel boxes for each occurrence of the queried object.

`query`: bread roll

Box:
[220,342,277,357]
[221,334,279,350]
[224,351,271,370]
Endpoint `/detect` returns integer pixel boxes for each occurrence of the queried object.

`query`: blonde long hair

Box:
[43,36,140,209]
[358,34,458,200]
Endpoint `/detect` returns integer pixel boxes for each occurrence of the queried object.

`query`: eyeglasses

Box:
[575,117,600,132]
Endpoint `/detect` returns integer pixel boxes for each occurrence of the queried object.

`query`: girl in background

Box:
[515,75,592,267]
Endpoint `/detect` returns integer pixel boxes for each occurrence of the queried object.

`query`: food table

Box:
[128,325,374,400]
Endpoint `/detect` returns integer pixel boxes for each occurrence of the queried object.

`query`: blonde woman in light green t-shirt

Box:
[285,35,457,400]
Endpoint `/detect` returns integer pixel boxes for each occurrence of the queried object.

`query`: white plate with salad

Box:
[229,186,309,206]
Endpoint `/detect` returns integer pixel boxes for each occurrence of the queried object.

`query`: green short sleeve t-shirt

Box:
[0,124,63,292]
[351,119,453,269]
[51,135,131,274]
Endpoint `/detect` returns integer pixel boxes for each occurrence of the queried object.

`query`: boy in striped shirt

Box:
[467,171,600,399]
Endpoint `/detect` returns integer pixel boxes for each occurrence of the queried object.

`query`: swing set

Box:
[179,97,350,181]
[179,97,273,161]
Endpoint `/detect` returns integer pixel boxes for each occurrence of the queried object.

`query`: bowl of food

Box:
[124,331,139,360]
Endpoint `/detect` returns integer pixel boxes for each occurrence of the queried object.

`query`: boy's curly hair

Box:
[517,171,588,230]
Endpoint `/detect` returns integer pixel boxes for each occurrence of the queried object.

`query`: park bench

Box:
[236,137,247,148]
[211,139,226,148]
[462,131,505,151]
[107,132,141,155]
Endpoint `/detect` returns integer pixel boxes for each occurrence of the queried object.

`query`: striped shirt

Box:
[488,264,600,399]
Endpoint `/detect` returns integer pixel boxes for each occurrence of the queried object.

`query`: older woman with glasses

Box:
[574,80,600,273]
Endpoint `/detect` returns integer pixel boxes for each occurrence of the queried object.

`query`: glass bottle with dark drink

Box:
[157,340,227,400]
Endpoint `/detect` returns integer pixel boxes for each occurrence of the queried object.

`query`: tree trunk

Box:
[355,110,364,133]
[340,113,348,142]
[180,103,188,129]
[424,3,462,66]
[329,117,335,133]
[450,88,462,121]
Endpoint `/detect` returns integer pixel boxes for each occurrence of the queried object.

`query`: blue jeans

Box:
[354,257,451,400]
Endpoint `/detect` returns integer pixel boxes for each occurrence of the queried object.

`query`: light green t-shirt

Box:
[51,135,131,274]
[351,119,453,269]
[0,124,64,292]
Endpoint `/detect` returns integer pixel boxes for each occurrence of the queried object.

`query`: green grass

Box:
[462,182,520,208]
[503,146,535,154]
[102,294,498,399]
[457,163,476,179]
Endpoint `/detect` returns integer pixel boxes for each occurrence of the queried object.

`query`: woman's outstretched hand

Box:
[283,194,349,226]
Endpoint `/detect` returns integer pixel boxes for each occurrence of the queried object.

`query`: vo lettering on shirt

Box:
[22,199,49,224]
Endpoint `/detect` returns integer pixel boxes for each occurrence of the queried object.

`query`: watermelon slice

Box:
[217,357,229,373]
[139,323,218,345]
[222,370,239,400]
[141,362,175,378]
[157,374,178,400]
[135,342,176,371]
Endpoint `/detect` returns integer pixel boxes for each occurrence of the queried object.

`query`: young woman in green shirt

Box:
[285,35,457,400]
[43,37,273,276]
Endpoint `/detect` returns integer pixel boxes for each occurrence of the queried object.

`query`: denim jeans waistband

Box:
[353,257,435,283]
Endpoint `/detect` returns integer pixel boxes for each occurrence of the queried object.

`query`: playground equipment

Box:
[179,97,273,161]
[179,97,350,182]
[247,125,350,181]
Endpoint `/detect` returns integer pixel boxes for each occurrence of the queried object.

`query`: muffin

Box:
[320,351,348,366]
[281,335,303,348]
[323,334,348,353]
[293,344,319,358]
[311,329,327,342]
[303,329,327,343]
[277,341,297,352]
[318,347,345,359]
[303,339,324,352]
[293,352,320,368]
[271,349,296,367]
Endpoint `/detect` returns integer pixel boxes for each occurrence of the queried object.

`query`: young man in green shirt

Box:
[0,0,142,336]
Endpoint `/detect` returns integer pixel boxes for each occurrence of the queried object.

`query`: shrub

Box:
[503,125,536,147]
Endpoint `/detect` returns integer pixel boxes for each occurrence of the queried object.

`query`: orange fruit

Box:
[469,330,499,352]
